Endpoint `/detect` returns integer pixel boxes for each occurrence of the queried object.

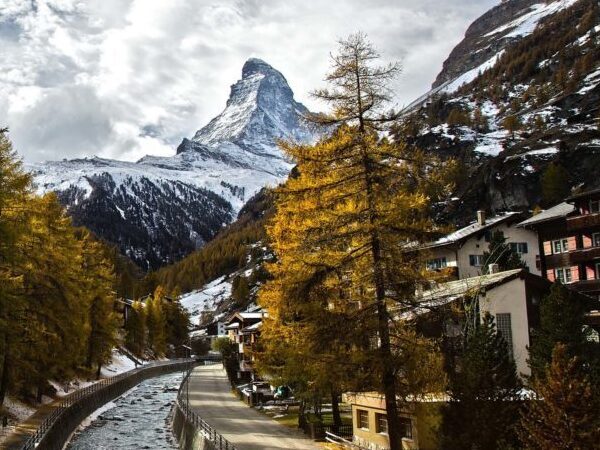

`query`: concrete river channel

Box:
[66,372,183,450]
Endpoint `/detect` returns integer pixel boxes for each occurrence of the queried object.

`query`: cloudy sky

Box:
[0,0,498,162]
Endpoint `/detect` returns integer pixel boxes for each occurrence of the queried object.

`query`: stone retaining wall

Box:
[23,360,194,450]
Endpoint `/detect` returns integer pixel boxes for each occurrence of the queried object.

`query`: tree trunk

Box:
[96,362,102,380]
[331,390,342,429]
[0,336,10,407]
[362,149,402,450]
[298,399,306,428]
[36,385,43,404]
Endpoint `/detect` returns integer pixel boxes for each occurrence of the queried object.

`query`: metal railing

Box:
[20,358,194,450]
[176,366,237,450]
[325,431,367,449]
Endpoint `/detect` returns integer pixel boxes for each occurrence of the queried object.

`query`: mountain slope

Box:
[160,0,600,313]
[28,59,316,269]
[399,0,600,224]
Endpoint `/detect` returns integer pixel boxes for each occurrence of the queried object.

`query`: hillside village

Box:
[192,188,600,449]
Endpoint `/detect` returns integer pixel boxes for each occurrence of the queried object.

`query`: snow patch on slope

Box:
[443,51,505,94]
[485,0,579,38]
[180,276,232,320]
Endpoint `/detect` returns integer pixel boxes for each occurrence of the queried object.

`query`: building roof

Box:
[241,321,262,334]
[423,212,521,249]
[238,312,264,319]
[566,187,600,202]
[393,269,531,318]
[420,269,524,304]
[518,202,575,228]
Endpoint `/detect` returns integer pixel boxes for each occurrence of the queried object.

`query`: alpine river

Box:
[66,372,183,450]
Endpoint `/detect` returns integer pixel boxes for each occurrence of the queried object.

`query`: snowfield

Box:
[180,276,233,321]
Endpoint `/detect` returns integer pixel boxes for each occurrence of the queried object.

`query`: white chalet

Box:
[422,211,540,279]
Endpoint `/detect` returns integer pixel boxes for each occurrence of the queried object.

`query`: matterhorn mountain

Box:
[28,58,317,269]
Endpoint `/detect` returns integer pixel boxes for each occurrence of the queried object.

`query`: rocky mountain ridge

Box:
[402,0,600,224]
[28,59,316,269]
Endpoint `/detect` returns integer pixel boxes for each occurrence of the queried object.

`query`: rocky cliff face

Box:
[433,0,541,88]
[28,59,316,269]
[401,0,600,225]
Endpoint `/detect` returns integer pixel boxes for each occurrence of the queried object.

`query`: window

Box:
[552,239,569,254]
[427,257,447,270]
[556,267,572,284]
[594,233,600,248]
[509,242,529,254]
[596,262,600,279]
[469,254,485,267]
[376,413,388,434]
[496,313,514,359]
[357,409,369,430]
[590,199,600,214]
[400,417,413,439]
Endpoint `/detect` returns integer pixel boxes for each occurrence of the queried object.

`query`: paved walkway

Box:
[187,365,319,450]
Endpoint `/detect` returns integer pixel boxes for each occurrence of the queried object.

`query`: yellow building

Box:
[344,392,419,450]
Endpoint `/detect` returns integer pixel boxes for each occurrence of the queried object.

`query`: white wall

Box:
[429,222,540,279]
[480,277,531,378]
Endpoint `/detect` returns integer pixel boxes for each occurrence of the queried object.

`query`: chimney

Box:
[488,263,500,274]
[477,210,486,226]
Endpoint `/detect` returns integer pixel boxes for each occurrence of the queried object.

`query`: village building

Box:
[344,392,420,450]
[413,268,554,378]
[346,268,559,450]
[422,211,540,279]
[224,311,265,381]
[518,188,600,299]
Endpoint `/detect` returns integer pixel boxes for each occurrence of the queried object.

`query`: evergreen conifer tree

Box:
[258,33,454,449]
[482,230,526,273]
[519,344,600,449]
[528,283,590,380]
[541,163,570,206]
[441,313,521,449]
[125,301,146,358]
[0,129,32,406]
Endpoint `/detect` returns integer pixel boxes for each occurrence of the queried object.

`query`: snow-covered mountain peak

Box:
[189,58,311,157]
[28,58,319,269]
[241,58,279,78]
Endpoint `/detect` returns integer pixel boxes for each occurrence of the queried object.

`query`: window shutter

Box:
[543,241,552,255]
[586,266,596,280]
[571,266,580,282]
[583,235,592,248]
[546,269,555,282]
[567,236,577,251]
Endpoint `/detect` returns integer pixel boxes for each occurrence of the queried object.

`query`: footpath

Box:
[187,365,319,450]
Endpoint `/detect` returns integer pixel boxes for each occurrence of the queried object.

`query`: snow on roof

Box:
[424,212,520,249]
[421,269,524,303]
[238,312,264,319]
[225,323,239,329]
[518,202,575,227]
[394,269,526,318]
[242,321,262,333]
[566,187,600,202]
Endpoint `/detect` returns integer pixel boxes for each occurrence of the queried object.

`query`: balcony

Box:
[572,279,600,294]
[567,213,600,231]
[545,246,600,268]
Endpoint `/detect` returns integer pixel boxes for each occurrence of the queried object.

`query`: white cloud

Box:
[0,0,498,162]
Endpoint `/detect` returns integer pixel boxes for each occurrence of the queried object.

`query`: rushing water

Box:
[66,372,183,450]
